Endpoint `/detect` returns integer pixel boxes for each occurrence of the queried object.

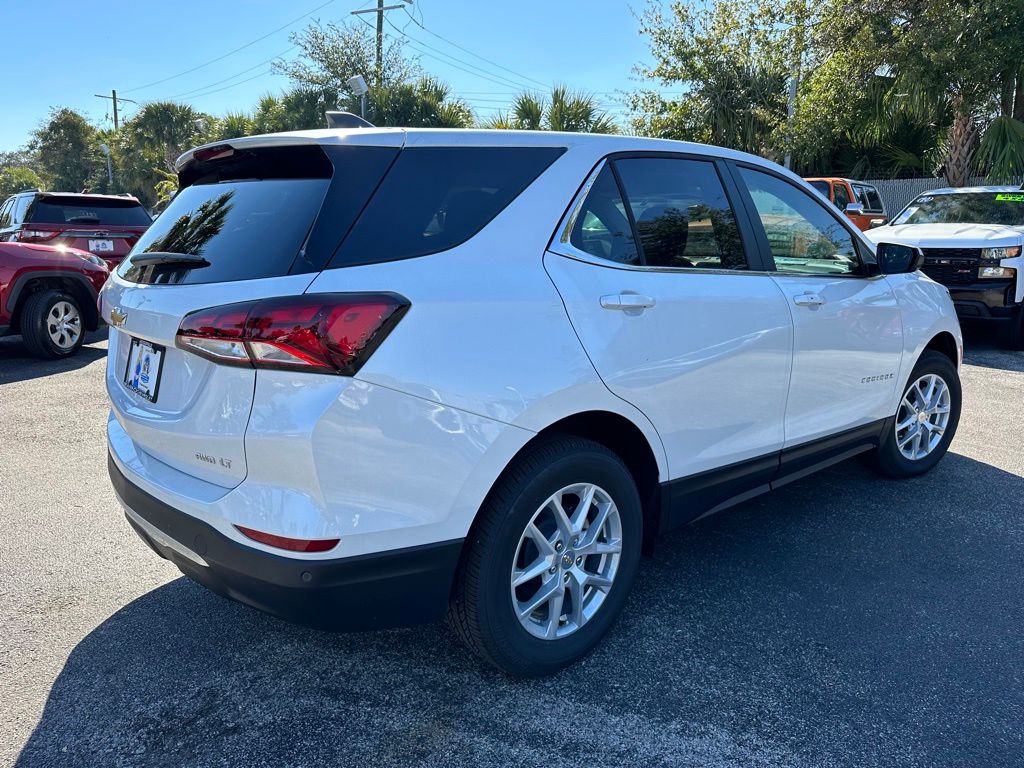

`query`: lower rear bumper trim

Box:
[109,452,464,631]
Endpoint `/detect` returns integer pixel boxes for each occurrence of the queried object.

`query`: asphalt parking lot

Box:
[1,328,1022,768]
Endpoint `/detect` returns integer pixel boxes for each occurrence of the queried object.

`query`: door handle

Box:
[793,292,826,307]
[600,294,656,310]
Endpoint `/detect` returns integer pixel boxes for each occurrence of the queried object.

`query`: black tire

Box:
[448,436,643,677]
[1004,307,1024,350]
[20,289,86,359]
[873,350,961,478]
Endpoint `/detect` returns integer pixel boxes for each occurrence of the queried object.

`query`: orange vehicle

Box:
[804,177,888,230]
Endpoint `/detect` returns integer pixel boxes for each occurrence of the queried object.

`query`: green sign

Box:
[995,193,1024,202]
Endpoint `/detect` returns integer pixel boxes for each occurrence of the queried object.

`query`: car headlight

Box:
[980,245,1022,261]
[82,253,107,268]
[979,266,1016,279]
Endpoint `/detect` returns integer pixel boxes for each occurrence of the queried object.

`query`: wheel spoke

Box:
[526,523,555,556]
[567,576,585,627]
[577,502,612,550]
[897,428,916,448]
[512,555,550,587]
[588,539,622,555]
[544,586,565,639]
[583,572,614,592]
[549,494,575,540]
[895,413,917,430]
[518,575,562,619]
[569,484,597,533]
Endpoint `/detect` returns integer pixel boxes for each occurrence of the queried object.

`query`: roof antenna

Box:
[325,111,375,129]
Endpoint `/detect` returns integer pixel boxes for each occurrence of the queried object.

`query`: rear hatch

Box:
[23,194,152,267]
[102,136,403,488]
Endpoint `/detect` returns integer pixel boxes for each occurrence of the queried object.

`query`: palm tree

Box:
[484,87,618,134]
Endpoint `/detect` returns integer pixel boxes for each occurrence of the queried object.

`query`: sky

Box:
[0,0,662,151]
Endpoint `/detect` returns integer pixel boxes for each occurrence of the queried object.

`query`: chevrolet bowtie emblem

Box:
[110,307,128,327]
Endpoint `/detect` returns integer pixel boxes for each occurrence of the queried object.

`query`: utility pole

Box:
[94,90,138,130]
[352,0,412,89]
[783,1,807,170]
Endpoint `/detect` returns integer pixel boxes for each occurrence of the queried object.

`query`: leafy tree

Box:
[629,0,788,156]
[486,87,617,133]
[30,108,104,192]
[274,21,419,93]
[0,167,43,198]
[366,77,473,128]
[252,87,339,134]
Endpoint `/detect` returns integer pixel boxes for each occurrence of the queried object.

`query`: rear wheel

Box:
[449,436,642,677]
[20,290,85,359]
[873,350,961,478]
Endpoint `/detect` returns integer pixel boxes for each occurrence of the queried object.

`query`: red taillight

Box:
[15,229,59,243]
[234,525,339,553]
[176,293,408,375]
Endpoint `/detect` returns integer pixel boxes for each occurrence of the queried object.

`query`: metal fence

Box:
[863,176,1023,216]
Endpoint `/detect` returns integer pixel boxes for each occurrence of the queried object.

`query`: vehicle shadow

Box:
[960,323,1024,372]
[15,453,1024,768]
[0,331,107,385]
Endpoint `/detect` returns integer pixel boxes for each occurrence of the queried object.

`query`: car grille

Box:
[921,248,982,285]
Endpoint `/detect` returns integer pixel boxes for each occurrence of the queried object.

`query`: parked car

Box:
[865,186,1024,347]
[0,191,151,269]
[102,129,962,677]
[805,177,888,230]
[0,241,109,357]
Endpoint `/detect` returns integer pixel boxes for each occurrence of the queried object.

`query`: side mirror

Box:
[877,242,924,274]
[845,202,865,215]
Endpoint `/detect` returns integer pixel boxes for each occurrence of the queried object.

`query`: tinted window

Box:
[808,180,830,198]
[12,195,32,224]
[119,179,328,285]
[615,157,746,269]
[891,191,1024,226]
[331,147,564,267]
[853,183,884,213]
[0,198,12,228]
[29,196,151,226]
[569,165,638,265]
[833,182,852,209]
[739,167,860,275]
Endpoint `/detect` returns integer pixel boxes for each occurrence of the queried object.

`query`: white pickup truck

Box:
[865,186,1024,347]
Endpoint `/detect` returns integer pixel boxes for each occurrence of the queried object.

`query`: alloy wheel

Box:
[895,373,951,460]
[510,482,623,640]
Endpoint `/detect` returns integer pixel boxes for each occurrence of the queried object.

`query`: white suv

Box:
[102,129,963,677]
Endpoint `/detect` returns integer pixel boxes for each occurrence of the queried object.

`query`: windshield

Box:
[892,191,1024,226]
[808,180,830,198]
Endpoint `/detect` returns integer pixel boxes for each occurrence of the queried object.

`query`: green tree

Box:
[486,87,618,133]
[0,167,43,198]
[274,21,419,93]
[252,87,339,134]
[629,0,788,156]
[30,108,104,192]
[366,77,473,128]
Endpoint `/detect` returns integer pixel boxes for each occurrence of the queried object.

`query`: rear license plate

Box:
[124,338,165,403]
[89,239,114,252]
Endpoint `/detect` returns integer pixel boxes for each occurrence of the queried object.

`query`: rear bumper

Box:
[109,453,464,631]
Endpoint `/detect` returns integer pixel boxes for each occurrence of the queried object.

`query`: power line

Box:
[122,0,338,94]
[169,45,296,100]
[400,5,549,89]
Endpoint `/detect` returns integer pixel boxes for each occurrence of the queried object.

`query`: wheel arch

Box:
[465,410,668,559]
[7,271,100,332]
[923,330,959,368]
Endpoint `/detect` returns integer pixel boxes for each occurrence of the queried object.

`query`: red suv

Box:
[0,191,151,268]
[0,242,110,358]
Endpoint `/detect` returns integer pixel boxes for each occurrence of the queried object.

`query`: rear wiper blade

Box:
[130,252,210,268]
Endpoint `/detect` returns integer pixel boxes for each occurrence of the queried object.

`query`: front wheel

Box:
[448,436,642,677]
[873,350,961,478]
[20,289,85,359]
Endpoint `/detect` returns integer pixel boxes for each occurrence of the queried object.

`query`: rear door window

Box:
[613,156,748,270]
[330,146,565,267]
[29,196,151,226]
[568,165,639,265]
[853,184,884,213]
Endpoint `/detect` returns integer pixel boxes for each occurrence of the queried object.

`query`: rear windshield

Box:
[893,191,1024,226]
[117,145,398,286]
[29,196,151,226]
[330,146,565,267]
